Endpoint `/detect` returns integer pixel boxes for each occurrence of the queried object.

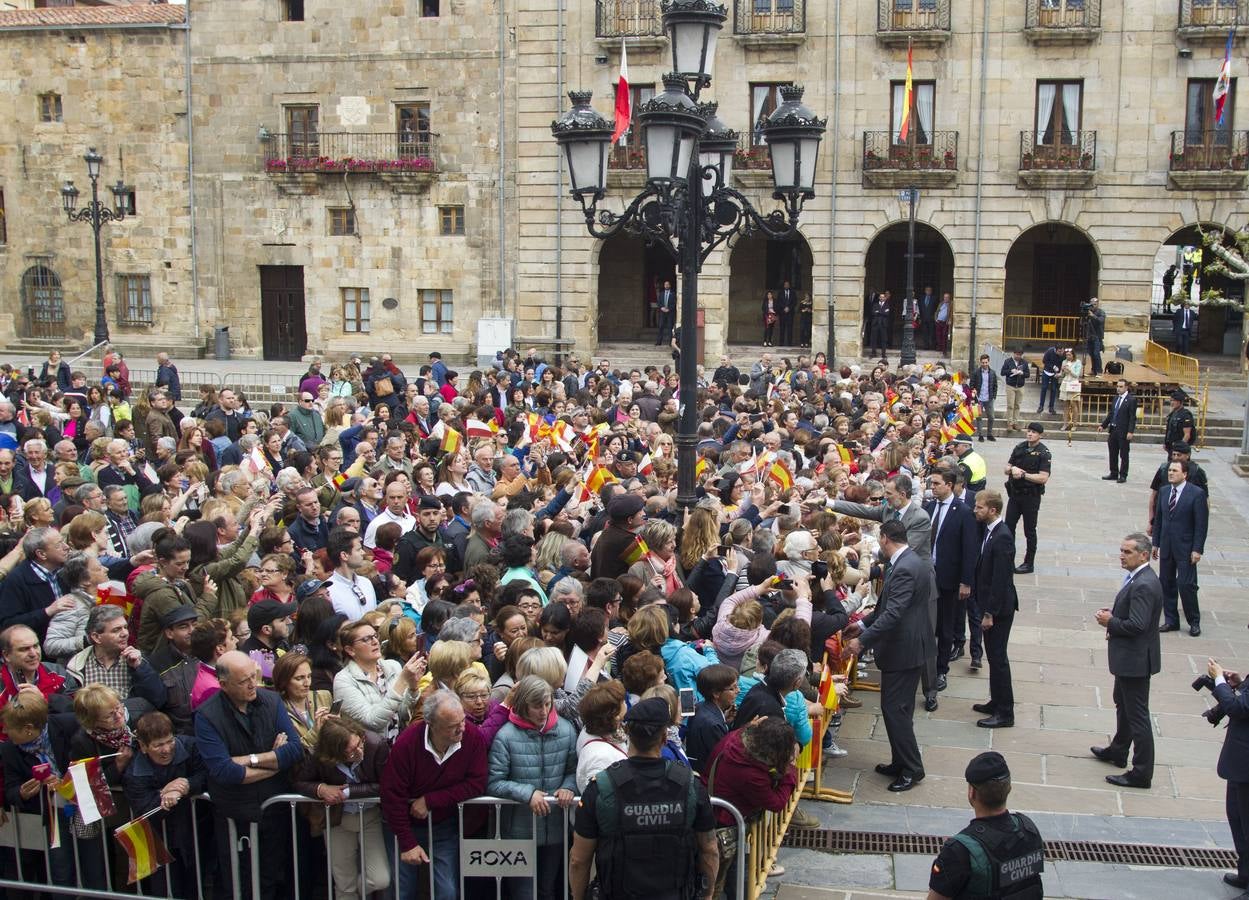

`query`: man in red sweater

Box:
[381,689,488,900]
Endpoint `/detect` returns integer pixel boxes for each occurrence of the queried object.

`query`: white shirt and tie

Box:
[930,497,950,564]
[981,516,1002,553]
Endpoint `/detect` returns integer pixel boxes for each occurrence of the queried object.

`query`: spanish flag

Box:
[954,406,976,436]
[440,427,463,456]
[620,536,649,566]
[816,664,842,712]
[115,814,173,884]
[331,470,348,489]
[768,460,794,491]
[797,714,822,772]
[836,444,852,465]
[694,457,709,478]
[579,464,616,503]
[898,40,914,142]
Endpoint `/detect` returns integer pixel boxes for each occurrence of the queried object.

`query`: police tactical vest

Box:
[593,759,700,900]
[950,812,1044,900]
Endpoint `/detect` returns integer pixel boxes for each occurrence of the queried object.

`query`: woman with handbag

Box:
[1059,347,1083,444]
[762,290,779,347]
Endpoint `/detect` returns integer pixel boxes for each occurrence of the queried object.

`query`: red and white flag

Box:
[1214,30,1234,126]
[612,39,631,145]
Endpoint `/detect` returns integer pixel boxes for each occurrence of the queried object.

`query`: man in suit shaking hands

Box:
[925,467,979,685]
[845,519,935,793]
[1092,532,1164,789]
[1098,378,1137,483]
[1153,459,1209,637]
[970,490,1019,729]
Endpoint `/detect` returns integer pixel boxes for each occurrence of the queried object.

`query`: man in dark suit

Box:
[655,279,676,346]
[918,285,937,349]
[1154,459,1208,636]
[1206,654,1249,893]
[970,490,1019,728]
[1092,532,1164,788]
[1172,301,1196,355]
[1098,378,1138,483]
[846,519,935,792]
[13,438,60,504]
[0,527,77,638]
[925,467,979,687]
[866,290,891,359]
[778,279,797,346]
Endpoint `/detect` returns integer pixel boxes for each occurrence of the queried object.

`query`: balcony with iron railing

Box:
[877,0,950,45]
[1018,130,1098,188]
[1167,129,1249,189]
[862,130,959,187]
[733,137,775,187]
[1023,0,1100,43]
[262,132,440,194]
[596,0,666,48]
[733,0,805,47]
[1178,0,1248,40]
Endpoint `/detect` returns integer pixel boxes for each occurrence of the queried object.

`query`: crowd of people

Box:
[0,342,1238,900]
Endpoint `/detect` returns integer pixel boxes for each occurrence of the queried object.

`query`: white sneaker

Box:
[824,740,849,759]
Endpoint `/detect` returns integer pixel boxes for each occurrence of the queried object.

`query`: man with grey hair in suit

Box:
[846,519,935,792]
[1091,532,1164,789]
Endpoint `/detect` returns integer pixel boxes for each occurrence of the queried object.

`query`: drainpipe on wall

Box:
[968,0,989,372]
[174,7,201,349]
[554,0,564,363]
[498,0,508,321]
[825,0,840,366]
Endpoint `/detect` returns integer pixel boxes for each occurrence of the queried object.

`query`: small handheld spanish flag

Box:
[694,457,709,478]
[115,813,173,884]
[331,470,348,489]
[440,427,463,456]
[768,460,794,491]
[620,536,649,566]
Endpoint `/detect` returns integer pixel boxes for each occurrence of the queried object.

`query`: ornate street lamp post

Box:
[61,147,127,346]
[552,0,825,511]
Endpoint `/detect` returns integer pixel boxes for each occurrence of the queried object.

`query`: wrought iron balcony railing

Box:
[1169,130,1249,171]
[1178,0,1247,30]
[596,0,664,38]
[262,132,439,173]
[863,131,959,171]
[734,0,804,34]
[878,0,950,35]
[608,143,647,170]
[1019,131,1097,170]
[1024,0,1101,30]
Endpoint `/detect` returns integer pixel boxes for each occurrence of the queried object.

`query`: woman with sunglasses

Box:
[332,619,427,741]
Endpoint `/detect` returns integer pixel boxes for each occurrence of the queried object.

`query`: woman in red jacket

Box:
[702,716,799,899]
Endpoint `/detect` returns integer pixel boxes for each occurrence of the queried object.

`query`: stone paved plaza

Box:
[772,431,1249,899]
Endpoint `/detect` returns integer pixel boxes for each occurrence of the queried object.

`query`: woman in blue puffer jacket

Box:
[486,675,578,900]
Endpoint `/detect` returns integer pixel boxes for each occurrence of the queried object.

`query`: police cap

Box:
[965,751,1011,784]
[1026,421,1045,434]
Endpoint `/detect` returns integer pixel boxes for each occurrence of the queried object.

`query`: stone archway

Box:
[726,232,814,346]
[596,232,676,343]
[1155,223,1244,355]
[1002,222,1099,348]
[861,221,955,350]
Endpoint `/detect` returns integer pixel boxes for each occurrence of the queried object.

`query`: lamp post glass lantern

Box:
[62,146,127,345]
[552,8,824,510]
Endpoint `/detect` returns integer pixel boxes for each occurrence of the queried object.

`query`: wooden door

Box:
[259,266,307,361]
[1032,245,1090,317]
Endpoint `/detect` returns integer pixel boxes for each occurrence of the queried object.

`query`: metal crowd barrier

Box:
[2,788,747,900]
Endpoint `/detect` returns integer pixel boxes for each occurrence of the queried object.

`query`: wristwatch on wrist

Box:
[249,754,259,767]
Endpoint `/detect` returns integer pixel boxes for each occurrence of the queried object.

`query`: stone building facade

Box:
[1,0,1245,363]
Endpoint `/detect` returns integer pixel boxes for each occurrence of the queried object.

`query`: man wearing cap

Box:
[590,493,646,581]
[570,696,718,900]
[393,495,454,584]
[294,577,329,606]
[242,599,294,660]
[611,450,639,482]
[1092,532,1163,788]
[146,604,200,674]
[926,752,1044,900]
[1163,389,1195,457]
[1003,423,1051,575]
[1098,378,1137,483]
[952,438,987,493]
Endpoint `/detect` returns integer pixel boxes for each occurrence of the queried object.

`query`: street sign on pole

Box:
[897,188,919,203]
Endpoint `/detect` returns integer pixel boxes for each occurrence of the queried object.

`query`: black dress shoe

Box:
[972,702,996,714]
[1159,623,1180,633]
[887,772,925,792]
[1090,746,1128,767]
[936,674,948,692]
[969,656,983,671]
[1190,624,1202,637]
[987,435,996,442]
[875,763,902,777]
[1105,772,1151,789]
[1102,474,1118,480]
[924,694,939,712]
[1117,477,1127,484]
[1223,873,1249,889]
[977,714,1015,728]
[978,435,985,442]
[1013,563,1034,574]
[950,643,965,662]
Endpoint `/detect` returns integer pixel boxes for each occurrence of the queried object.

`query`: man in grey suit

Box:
[846,520,935,792]
[1092,532,1164,789]
[1153,458,1209,637]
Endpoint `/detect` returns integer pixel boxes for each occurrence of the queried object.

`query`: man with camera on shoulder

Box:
[1204,655,1249,896]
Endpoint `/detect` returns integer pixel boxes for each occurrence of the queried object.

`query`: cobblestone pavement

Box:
[772,436,1249,899]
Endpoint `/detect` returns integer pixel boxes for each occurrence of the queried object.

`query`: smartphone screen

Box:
[678,687,696,717]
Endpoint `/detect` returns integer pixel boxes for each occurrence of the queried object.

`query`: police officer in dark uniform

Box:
[927,751,1044,900]
[569,697,719,900]
[1003,423,1051,575]
[1163,389,1196,457]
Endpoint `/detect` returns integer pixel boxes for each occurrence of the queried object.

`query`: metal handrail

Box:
[1024,0,1101,29]
[1179,0,1247,29]
[1168,129,1249,171]
[1019,130,1097,170]
[734,0,805,34]
[596,0,664,37]
[878,0,950,32]
[863,130,959,171]
[262,132,441,173]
